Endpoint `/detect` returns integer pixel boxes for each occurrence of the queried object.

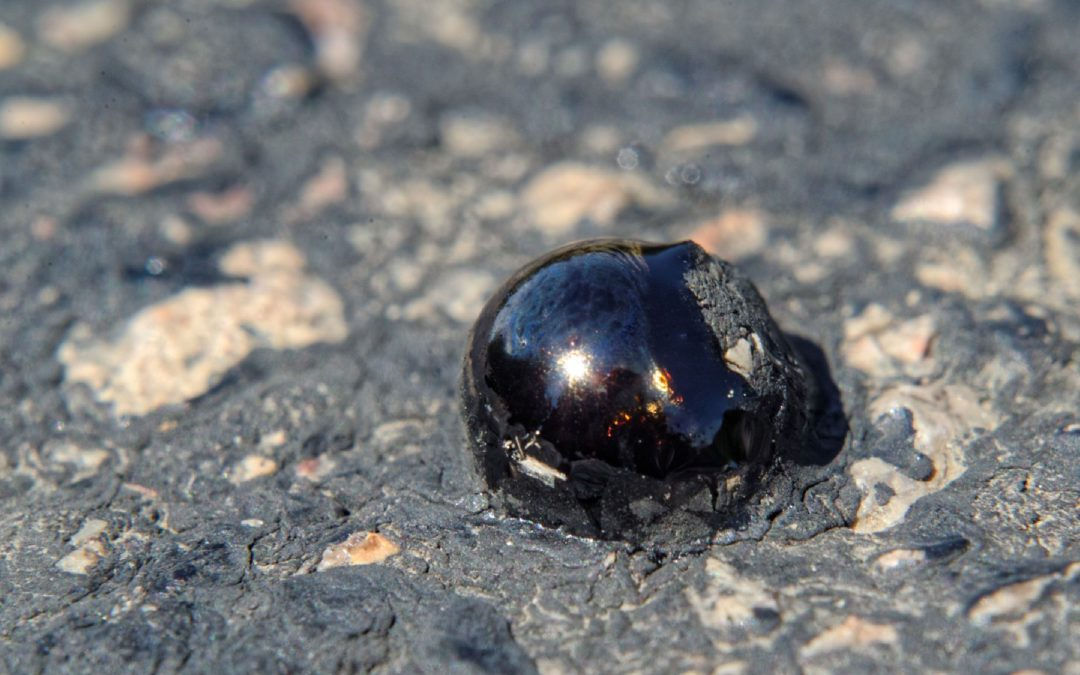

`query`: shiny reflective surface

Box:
[466,239,765,480]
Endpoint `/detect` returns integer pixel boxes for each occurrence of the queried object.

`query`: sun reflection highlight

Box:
[650,367,672,395]
[557,349,592,384]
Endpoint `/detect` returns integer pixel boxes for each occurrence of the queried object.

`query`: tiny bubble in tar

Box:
[461,238,813,542]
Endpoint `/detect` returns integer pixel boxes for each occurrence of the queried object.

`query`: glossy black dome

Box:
[461,238,811,539]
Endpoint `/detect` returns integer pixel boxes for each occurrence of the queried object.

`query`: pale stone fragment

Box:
[850,383,996,533]
[801,616,899,658]
[230,455,279,484]
[892,158,1008,230]
[522,163,672,235]
[38,0,130,52]
[317,532,400,570]
[59,240,347,416]
[0,97,71,139]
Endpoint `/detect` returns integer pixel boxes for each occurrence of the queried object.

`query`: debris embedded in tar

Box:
[462,238,814,542]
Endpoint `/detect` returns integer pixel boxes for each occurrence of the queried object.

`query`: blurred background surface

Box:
[1,0,1078,672]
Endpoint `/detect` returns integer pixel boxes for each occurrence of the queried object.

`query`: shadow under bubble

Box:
[786,334,848,467]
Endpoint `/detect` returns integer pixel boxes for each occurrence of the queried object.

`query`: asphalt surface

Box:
[1,0,1079,672]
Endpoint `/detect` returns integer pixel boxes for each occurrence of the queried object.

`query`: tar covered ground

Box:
[1,0,1079,672]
